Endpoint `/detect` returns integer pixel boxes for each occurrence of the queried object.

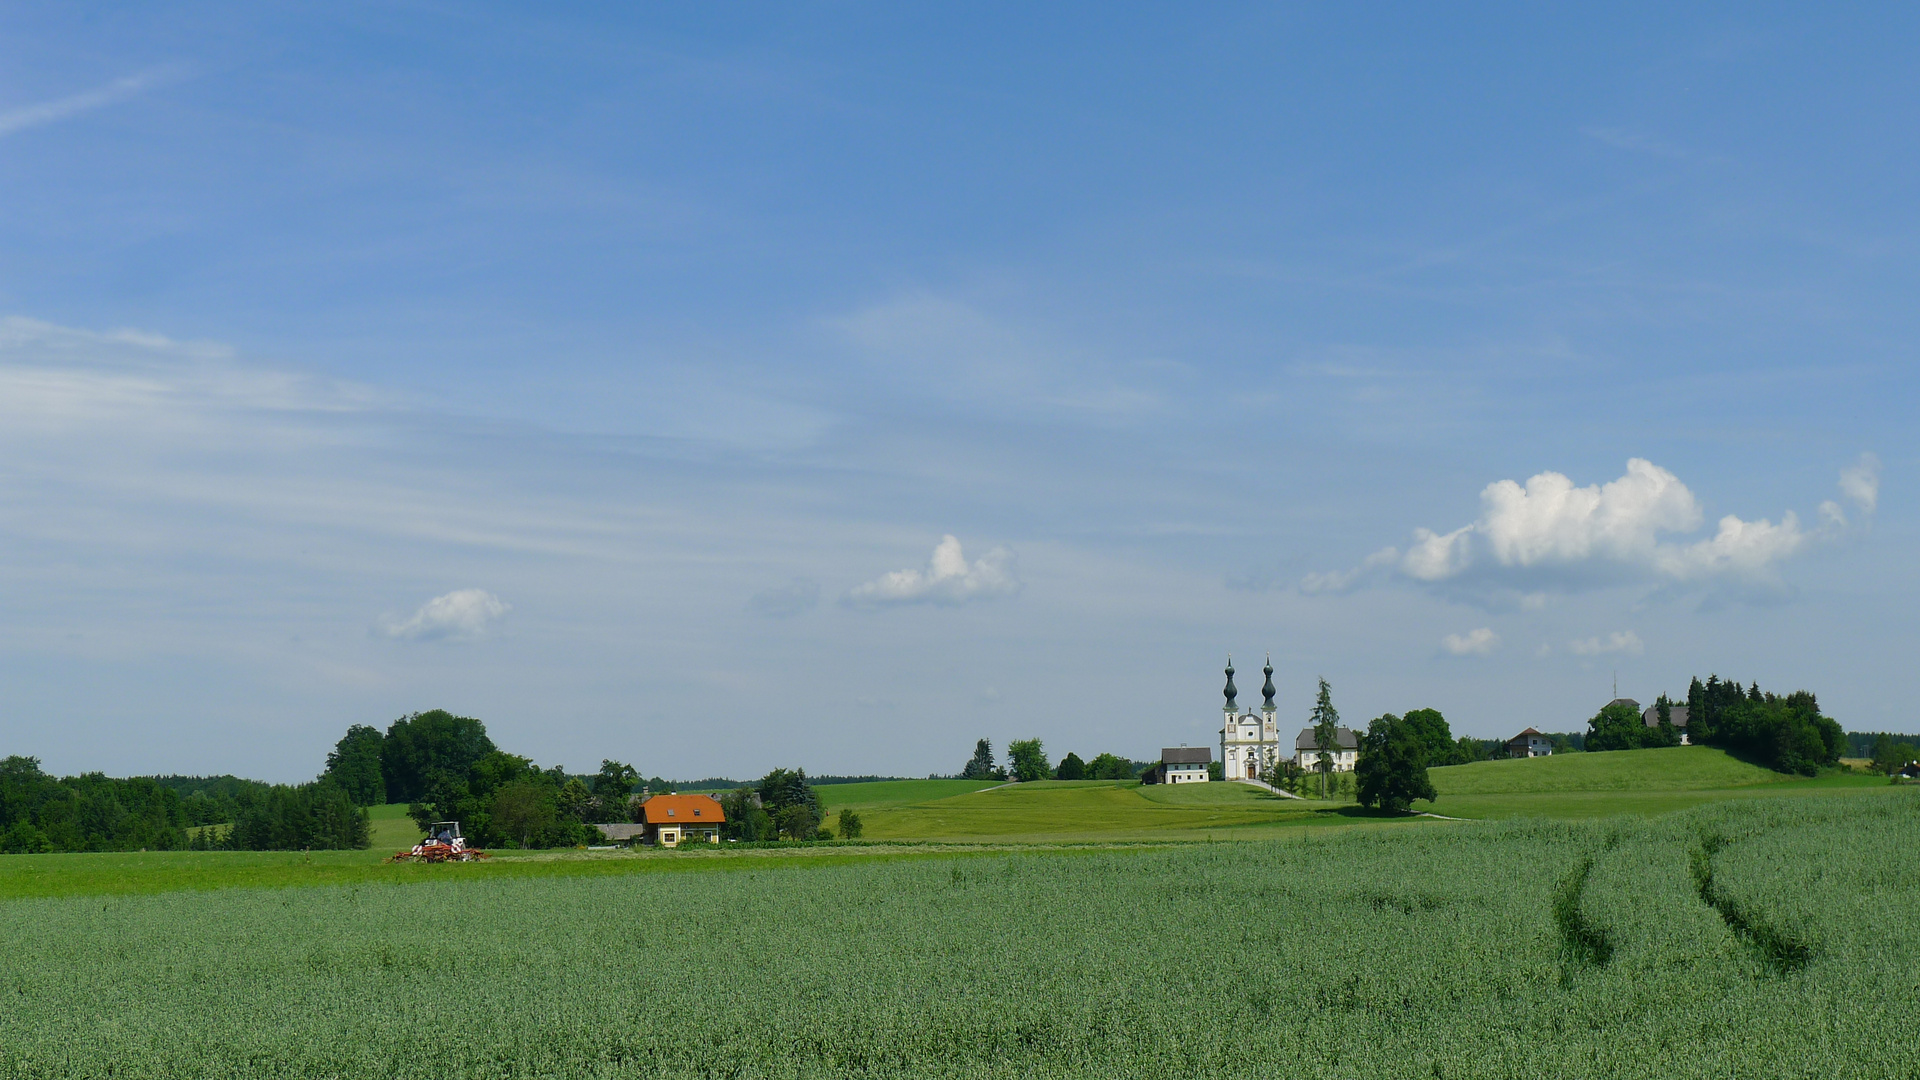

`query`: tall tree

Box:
[379,710,497,804]
[1585,700,1646,751]
[322,725,386,806]
[1085,753,1135,781]
[1054,752,1087,780]
[1355,713,1437,813]
[1006,739,1050,783]
[1400,708,1459,767]
[1310,678,1340,799]
[589,760,640,823]
[757,768,818,815]
[960,739,1001,780]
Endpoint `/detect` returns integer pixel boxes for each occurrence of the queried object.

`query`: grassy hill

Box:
[833,779,1384,841]
[1430,746,1784,794]
[1415,745,1885,819]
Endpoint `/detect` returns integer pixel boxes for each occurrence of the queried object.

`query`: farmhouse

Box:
[1143,746,1212,784]
[1506,728,1552,758]
[1293,727,1359,771]
[637,793,726,847]
[1219,656,1282,780]
[1642,702,1691,745]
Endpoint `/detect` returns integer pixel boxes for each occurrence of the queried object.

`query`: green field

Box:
[1,792,1914,1077]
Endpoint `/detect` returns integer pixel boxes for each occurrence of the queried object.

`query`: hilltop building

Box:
[1642,702,1691,745]
[1506,728,1552,758]
[1293,726,1359,771]
[1144,746,1212,784]
[1219,656,1283,781]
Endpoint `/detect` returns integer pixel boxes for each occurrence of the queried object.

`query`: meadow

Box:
[1,791,1915,1078]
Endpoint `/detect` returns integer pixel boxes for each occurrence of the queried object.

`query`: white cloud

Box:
[846,535,1020,607]
[1440,628,1499,656]
[1305,458,1825,595]
[381,589,510,641]
[1568,630,1644,657]
[1840,452,1880,514]
[0,66,188,138]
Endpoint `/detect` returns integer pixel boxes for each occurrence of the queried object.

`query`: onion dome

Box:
[1262,655,1276,709]
[1223,657,1238,709]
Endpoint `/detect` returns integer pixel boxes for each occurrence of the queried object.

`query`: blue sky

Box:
[1,4,1913,782]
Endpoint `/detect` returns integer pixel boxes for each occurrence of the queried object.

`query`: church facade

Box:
[1219,657,1282,781]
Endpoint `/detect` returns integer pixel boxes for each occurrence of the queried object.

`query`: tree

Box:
[758,768,818,817]
[490,780,558,849]
[836,808,864,839]
[722,786,772,841]
[1644,696,1682,748]
[1585,701,1646,752]
[379,710,497,804]
[775,802,820,841]
[589,760,640,823]
[1085,753,1136,781]
[1054,752,1086,780]
[1400,708,1461,767]
[1310,678,1340,798]
[322,725,386,806]
[1006,739,1050,783]
[1355,713,1437,813]
[1872,734,1918,775]
[961,739,1002,780]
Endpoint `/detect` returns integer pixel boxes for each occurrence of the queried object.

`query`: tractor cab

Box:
[430,821,463,844]
[393,820,487,862]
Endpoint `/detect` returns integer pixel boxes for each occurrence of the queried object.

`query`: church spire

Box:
[1223,656,1238,711]
[1262,655,1276,711]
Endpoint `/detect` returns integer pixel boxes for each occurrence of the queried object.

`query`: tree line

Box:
[0,756,370,854]
[958,739,1147,782]
[1582,676,1845,776]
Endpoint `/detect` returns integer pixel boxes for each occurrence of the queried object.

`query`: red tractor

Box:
[392,821,490,863]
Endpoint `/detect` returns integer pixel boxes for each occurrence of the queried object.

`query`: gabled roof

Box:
[1508,727,1546,741]
[639,794,727,825]
[1161,746,1212,765]
[594,823,645,841]
[1642,704,1690,728]
[1294,727,1358,751]
[1607,698,1642,713]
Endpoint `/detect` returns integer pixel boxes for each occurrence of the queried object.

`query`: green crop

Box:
[0,793,1914,1078]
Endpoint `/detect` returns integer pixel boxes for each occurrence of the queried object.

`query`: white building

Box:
[1219,656,1282,781]
[1293,726,1359,771]
[1148,746,1212,784]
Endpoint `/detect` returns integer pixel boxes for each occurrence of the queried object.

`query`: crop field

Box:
[1,792,1915,1078]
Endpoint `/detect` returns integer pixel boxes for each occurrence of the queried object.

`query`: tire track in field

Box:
[1690,832,1812,976]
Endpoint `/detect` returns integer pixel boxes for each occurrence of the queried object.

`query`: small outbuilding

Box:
[1142,747,1212,784]
[637,794,726,847]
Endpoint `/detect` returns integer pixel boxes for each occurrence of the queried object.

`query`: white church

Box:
[1219,656,1283,780]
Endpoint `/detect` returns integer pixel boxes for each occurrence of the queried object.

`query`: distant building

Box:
[593,823,645,845]
[637,794,726,847]
[1219,656,1283,781]
[1506,728,1552,758]
[1294,727,1359,772]
[1641,702,1692,745]
[1143,746,1212,784]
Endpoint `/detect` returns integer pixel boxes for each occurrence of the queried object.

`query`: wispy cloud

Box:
[1441,628,1499,656]
[1568,630,1644,657]
[0,65,188,139]
[380,589,510,641]
[846,535,1019,608]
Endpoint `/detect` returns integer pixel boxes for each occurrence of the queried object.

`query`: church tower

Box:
[1220,653,1282,782]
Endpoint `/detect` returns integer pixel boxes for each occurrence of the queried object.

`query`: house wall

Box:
[1166,762,1209,784]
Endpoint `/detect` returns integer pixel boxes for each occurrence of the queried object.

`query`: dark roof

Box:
[1161,747,1212,764]
[1294,727,1358,751]
[594,823,645,841]
[1607,698,1642,713]
[1508,728,1546,743]
[1642,704,1690,728]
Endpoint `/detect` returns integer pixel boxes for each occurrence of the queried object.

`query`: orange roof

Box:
[640,794,727,825]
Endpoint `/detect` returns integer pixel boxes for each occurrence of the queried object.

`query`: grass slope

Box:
[815,779,1002,810]
[851,779,1392,841]
[1430,746,1784,794]
[1417,745,1890,819]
